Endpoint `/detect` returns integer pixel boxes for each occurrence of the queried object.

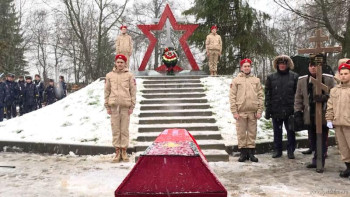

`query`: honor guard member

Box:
[326,63,350,179]
[105,54,136,163]
[230,59,264,162]
[115,25,133,69]
[206,25,222,76]
[23,76,38,114]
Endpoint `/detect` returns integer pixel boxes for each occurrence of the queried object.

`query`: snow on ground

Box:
[201,76,315,146]
[0,78,144,147]
[1,147,349,197]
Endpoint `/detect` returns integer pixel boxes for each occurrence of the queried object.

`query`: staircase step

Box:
[136,131,222,141]
[139,116,216,124]
[135,140,226,152]
[141,88,204,94]
[141,98,208,104]
[143,79,201,84]
[139,110,213,117]
[144,83,203,89]
[140,103,210,110]
[135,149,229,162]
[142,93,206,99]
[138,123,219,133]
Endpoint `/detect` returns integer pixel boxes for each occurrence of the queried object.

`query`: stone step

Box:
[141,88,204,94]
[143,79,201,84]
[140,103,210,111]
[144,83,203,89]
[139,110,213,117]
[138,116,216,124]
[134,140,226,152]
[137,123,219,133]
[140,98,208,104]
[142,93,206,99]
[135,149,229,162]
[136,131,222,141]
[137,76,205,80]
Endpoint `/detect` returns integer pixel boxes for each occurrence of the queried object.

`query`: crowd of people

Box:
[0,74,67,122]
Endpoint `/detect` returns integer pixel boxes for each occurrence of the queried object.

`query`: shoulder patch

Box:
[298,75,308,80]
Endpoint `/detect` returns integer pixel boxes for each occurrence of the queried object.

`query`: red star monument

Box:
[137,4,199,71]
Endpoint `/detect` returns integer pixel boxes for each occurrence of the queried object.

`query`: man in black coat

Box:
[17,76,26,115]
[34,74,45,109]
[23,76,38,114]
[44,79,57,105]
[0,73,8,122]
[56,75,67,100]
[265,55,299,159]
[4,73,19,119]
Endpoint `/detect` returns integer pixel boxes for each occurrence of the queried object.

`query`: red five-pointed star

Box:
[137,4,199,71]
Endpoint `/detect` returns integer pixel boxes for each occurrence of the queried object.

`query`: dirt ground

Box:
[0,147,349,197]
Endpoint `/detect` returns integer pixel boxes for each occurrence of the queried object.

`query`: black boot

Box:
[248,148,259,162]
[288,152,295,159]
[238,148,248,162]
[272,151,282,158]
[302,148,313,155]
[340,163,350,178]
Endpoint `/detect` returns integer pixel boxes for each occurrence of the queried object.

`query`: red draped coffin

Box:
[115,129,227,197]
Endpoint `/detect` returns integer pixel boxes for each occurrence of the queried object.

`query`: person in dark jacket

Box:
[4,73,19,119]
[17,76,26,116]
[34,74,45,109]
[265,55,299,159]
[44,79,57,105]
[0,73,8,122]
[56,75,67,100]
[23,76,38,114]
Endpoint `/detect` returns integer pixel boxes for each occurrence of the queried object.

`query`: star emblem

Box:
[137,4,199,71]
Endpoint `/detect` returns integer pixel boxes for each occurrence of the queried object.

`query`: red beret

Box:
[211,25,217,31]
[240,58,252,67]
[120,25,127,30]
[338,63,350,72]
[115,54,127,62]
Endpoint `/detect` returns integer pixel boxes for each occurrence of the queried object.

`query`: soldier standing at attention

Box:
[230,59,264,162]
[105,54,136,163]
[206,25,222,76]
[115,25,133,69]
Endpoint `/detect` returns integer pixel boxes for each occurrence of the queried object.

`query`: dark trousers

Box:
[0,106,3,122]
[5,103,16,119]
[308,122,329,165]
[37,97,42,109]
[24,105,36,114]
[272,117,296,153]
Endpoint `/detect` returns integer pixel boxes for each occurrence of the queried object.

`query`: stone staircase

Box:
[134,76,229,162]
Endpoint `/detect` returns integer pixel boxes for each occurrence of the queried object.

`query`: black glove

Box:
[294,111,304,130]
[313,94,328,102]
[265,112,271,120]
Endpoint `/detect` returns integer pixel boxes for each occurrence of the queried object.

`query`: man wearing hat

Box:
[230,59,264,162]
[326,62,350,179]
[0,73,8,122]
[206,25,222,76]
[4,73,19,119]
[23,76,38,114]
[44,79,57,105]
[34,74,45,109]
[17,76,25,115]
[105,54,136,163]
[294,55,335,170]
[115,25,133,69]
[265,55,299,159]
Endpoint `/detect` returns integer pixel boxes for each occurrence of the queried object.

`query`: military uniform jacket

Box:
[104,68,136,110]
[326,83,350,126]
[230,72,264,114]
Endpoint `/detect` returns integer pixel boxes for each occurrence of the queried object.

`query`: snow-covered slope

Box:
[0,79,143,147]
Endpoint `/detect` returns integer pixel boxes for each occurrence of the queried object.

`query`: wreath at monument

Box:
[162,47,179,75]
